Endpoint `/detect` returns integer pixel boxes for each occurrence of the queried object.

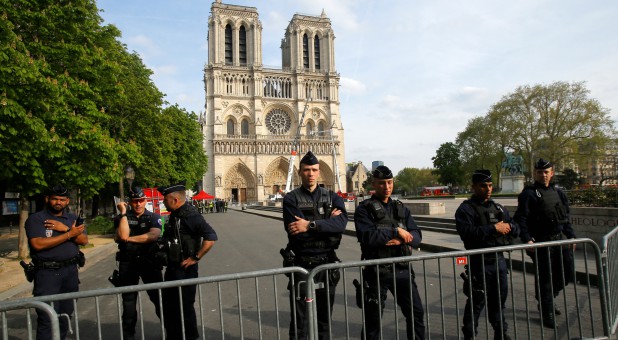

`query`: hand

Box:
[525,240,535,254]
[494,221,511,235]
[386,238,403,246]
[330,208,342,217]
[181,257,198,269]
[44,219,69,233]
[397,228,413,244]
[117,202,128,215]
[68,221,86,239]
[288,216,309,235]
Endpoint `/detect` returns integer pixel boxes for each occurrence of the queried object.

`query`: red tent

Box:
[193,190,215,200]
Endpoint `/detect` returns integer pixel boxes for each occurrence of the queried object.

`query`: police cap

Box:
[472,169,492,183]
[534,158,553,169]
[300,151,319,165]
[47,185,70,197]
[372,165,393,180]
[129,186,146,200]
[157,181,186,196]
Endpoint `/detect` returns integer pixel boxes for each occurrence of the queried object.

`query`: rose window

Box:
[265,109,291,135]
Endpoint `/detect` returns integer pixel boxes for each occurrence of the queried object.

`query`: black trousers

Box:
[287,268,338,340]
[118,259,163,338]
[163,263,199,340]
[461,257,509,338]
[530,245,574,315]
[33,265,79,340]
[362,266,425,340]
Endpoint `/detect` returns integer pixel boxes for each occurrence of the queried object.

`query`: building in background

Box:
[371,161,384,171]
[346,161,369,195]
[200,1,345,203]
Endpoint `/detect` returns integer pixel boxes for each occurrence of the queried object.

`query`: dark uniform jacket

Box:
[455,197,519,251]
[515,182,575,243]
[25,208,80,261]
[114,210,162,259]
[354,196,422,260]
[282,186,348,256]
[163,203,218,262]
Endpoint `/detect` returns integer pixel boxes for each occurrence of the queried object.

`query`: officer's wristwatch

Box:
[308,221,317,231]
[192,255,201,261]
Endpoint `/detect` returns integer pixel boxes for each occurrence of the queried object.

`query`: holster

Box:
[20,261,36,282]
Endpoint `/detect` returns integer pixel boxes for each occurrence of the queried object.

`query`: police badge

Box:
[46,229,53,237]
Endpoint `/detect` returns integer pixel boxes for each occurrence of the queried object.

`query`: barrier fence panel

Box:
[602,225,618,335]
[0,267,308,340]
[305,238,609,340]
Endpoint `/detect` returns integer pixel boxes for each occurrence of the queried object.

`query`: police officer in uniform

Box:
[282,151,348,340]
[354,165,425,340]
[114,187,163,340]
[514,159,576,328]
[159,182,218,340]
[455,170,518,340]
[25,185,88,340]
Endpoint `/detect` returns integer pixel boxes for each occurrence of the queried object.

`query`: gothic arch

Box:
[224,162,257,202]
[265,157,298,193]
[318,161,335,190]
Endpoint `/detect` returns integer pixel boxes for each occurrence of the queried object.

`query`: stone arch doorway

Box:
[318,161,335,191]
[224,163,257,203]
[265,157,297,195]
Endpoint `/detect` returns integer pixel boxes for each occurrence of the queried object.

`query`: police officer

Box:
[114,187,163,340]
[455,170,519,340]
[514,158,576,328]
[282,151,348,340]
[354,165,425,340]
[25,185,88,340]
[159,182,218,340]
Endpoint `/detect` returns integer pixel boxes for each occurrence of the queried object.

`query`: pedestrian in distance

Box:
[354,165,425,340]
[282,150,348,340]
[113,186,164,340]
[514,158,576,329]
[158,182,218,340]
[455,170,519,340]
[25,185,88,340]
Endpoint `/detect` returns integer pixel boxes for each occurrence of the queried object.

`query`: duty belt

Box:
[35,255,80,270]
[295,255,330,268]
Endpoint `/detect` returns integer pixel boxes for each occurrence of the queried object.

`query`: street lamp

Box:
[125,166,135,192]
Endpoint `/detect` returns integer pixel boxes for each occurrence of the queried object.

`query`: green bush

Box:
[86,216,115,235]
[567,187,618,207]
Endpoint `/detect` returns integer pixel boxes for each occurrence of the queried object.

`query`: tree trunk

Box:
[91,195,99,218]
[18,195,30,260]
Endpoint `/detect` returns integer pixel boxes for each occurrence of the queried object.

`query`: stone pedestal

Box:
[500,175,525,193]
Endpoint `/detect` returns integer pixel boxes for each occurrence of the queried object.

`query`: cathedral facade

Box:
[200,1,346,203]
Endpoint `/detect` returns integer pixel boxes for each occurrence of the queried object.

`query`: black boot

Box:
[494,331,512,340]
[542,313,556,328]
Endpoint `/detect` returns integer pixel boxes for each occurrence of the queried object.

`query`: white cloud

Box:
[339,77,366,95]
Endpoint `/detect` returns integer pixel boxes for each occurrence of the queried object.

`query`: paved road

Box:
[1,211,606,340]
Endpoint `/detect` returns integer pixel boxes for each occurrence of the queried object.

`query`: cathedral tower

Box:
[201,2,345,203]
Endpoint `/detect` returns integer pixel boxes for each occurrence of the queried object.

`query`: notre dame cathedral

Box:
[200,0,345,203]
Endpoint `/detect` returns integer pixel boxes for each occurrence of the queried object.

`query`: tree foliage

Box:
[394,168,437,196]
[432,142,464,186]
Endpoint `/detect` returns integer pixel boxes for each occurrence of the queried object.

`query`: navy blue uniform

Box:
[162,203,217,340]
[455,197,519,339]
[282,186,348,340]
[514,183,576,322]
[25,208,81,340]
[113,210,163,339]
[354,197,425,340]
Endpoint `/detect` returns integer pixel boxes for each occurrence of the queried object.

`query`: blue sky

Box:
[97,0,618,174]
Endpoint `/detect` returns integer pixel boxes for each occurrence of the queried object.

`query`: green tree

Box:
[432,142,464,186]
[394,168,437,196]
[554,168,581,190]
[490,81,614,175]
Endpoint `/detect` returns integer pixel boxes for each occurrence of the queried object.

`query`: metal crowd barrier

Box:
[0,239,611,340]
[305,238,609,340]
[602,225,618,335]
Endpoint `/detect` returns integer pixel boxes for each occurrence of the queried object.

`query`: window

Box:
[241,119,249,136]
[318,121,325,132]
[302,34,309,69]
[239,26,247,65]
[265,109,291,135]
[225,24,233,65]
[306,122,314,137]
[227,119,235,135]
[314,35,320,70]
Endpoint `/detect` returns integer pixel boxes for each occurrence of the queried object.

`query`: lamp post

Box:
[125,166,135,192]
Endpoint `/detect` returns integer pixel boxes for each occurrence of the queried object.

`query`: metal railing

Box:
[0,239,612,340]
[602,225,618,334]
